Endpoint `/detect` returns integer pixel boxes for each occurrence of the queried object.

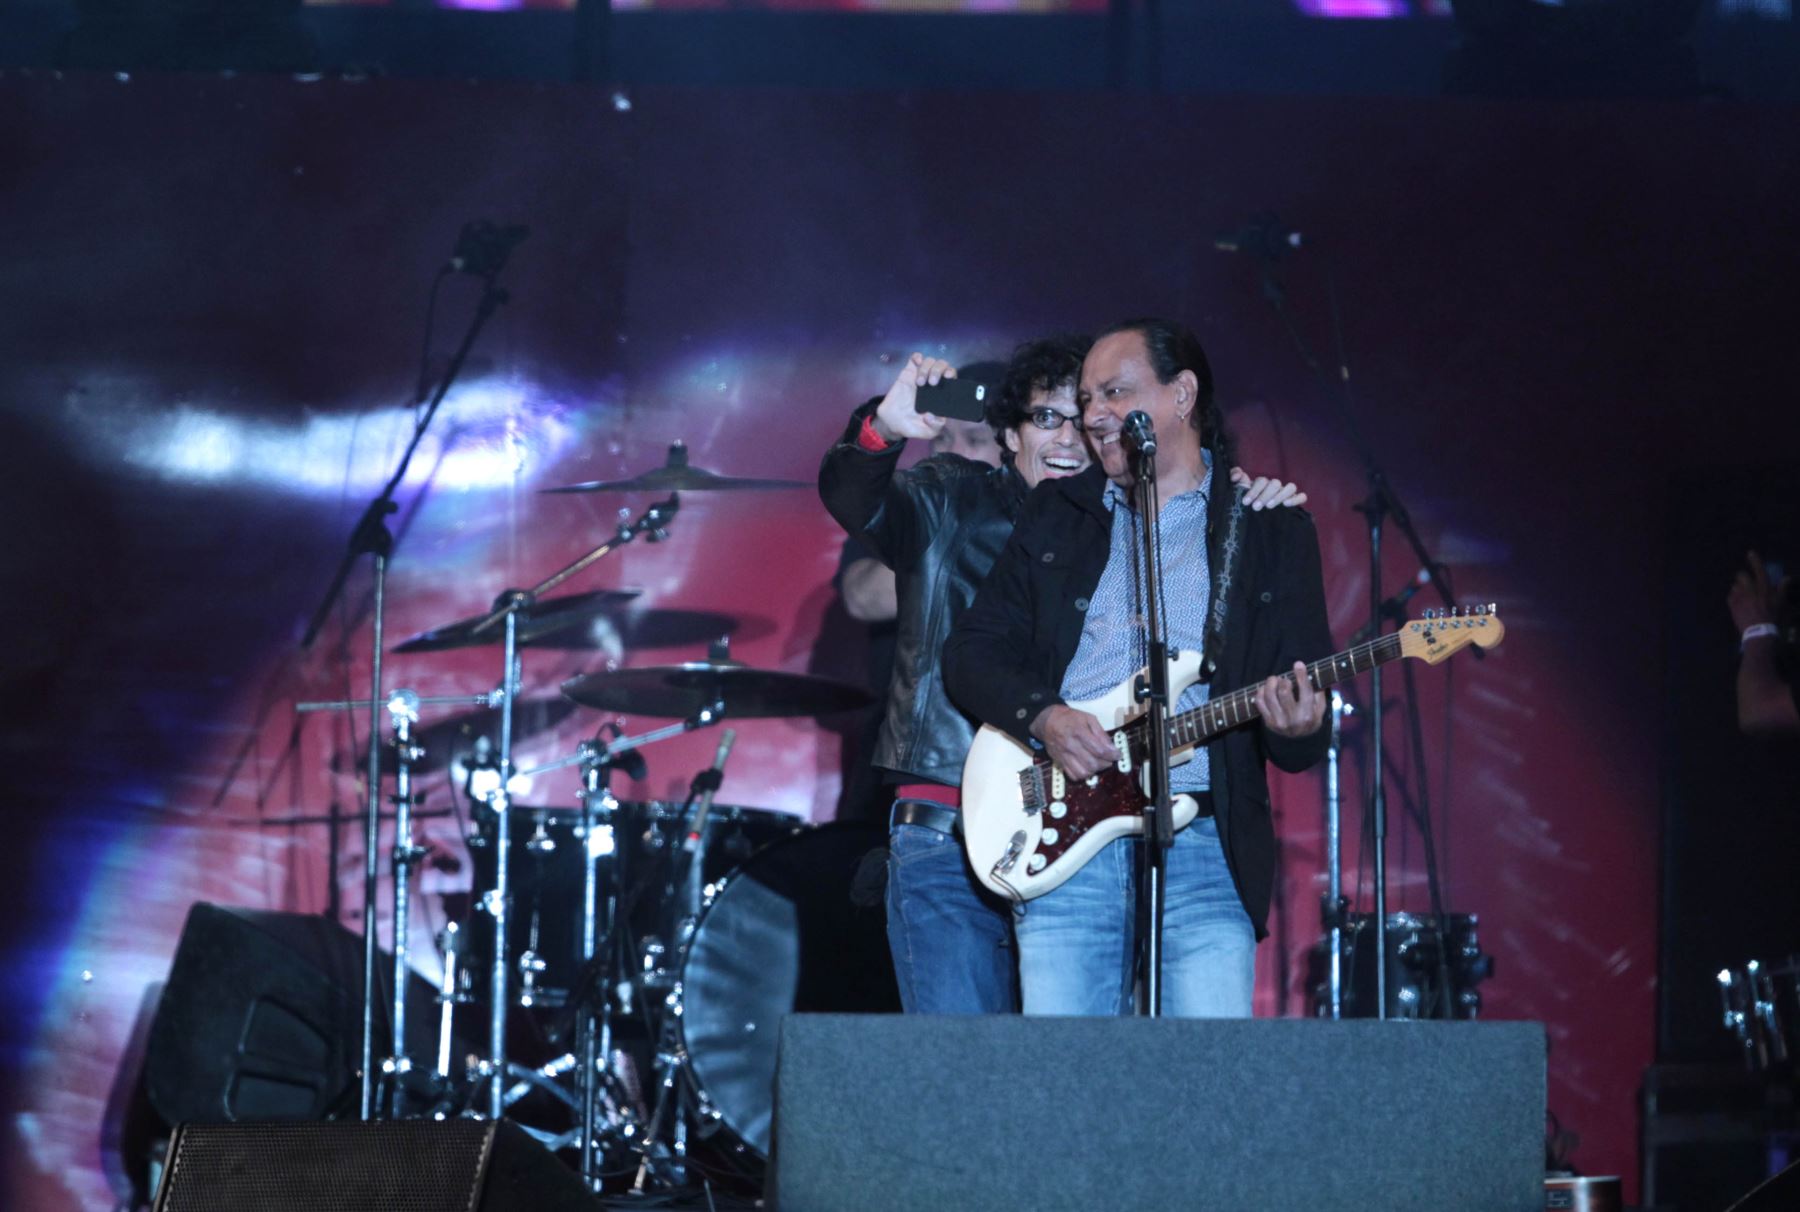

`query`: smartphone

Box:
[916,378,991,422]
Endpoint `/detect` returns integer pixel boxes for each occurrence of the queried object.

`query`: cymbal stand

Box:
[463,494,682,1123]
[1321,690,1353,1019]
[379,689,428,1112]
[628,737,738,1195]
[475,599,523,1120]
[577,751,621,1189]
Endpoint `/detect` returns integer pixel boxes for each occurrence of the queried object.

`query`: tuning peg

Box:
[1423,608,1435,621]
[1488,601,1497,614]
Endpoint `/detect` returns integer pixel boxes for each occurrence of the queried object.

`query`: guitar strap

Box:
[1201,480,1246,683]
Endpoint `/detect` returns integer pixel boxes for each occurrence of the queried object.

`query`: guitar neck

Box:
[1165,632,1405,749]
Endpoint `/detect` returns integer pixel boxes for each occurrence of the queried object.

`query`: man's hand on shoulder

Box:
[873,352,956,444]
[1029,704,1118,780]
[1229,466,1307,511]
[1255,661,1327,738]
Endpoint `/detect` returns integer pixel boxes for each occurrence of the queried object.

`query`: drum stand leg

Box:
[379,691,430,1117]
[631,1028,691,1193]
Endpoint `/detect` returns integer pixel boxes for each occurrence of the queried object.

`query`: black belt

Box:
[890,799,961,838]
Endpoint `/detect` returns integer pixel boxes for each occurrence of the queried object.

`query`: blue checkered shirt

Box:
[1059,466,1213,792]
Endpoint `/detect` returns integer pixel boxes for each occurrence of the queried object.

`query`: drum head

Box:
[680,820,898,1156]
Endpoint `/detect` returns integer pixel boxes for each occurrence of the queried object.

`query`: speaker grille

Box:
[157,1120,494,1212]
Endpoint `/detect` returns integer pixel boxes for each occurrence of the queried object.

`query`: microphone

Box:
[682,728,736,853]
[1123,410,1157,457]
[446,220,529,279]
[1213,214,1303,261]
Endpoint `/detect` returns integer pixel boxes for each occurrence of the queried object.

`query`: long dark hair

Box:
[1092,316,1234,465]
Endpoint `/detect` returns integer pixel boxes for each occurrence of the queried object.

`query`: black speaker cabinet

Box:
[773,1015,1547,1212]
[146,902,444,1125]
[151,1119,599,1212]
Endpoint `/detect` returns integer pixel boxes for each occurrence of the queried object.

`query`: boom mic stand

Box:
[298,223,519,1118]
[1245,237,1467,1020]
[1127,418,1175,1017]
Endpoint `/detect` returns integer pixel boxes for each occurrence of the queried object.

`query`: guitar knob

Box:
[1040,827,1059,847]
[1027,854,1047,873]
[1048,800,1068,819]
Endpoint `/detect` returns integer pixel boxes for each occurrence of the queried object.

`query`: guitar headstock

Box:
[1399,603,1504,665]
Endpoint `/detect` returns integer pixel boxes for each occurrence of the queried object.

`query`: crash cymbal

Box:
[531,608,773,652]
[560,661,873,720]
[543,441,808,494]
[392,589,642,653]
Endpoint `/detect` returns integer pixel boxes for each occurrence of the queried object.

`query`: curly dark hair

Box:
[984,332,1093,459]
[1091,317,1232,463]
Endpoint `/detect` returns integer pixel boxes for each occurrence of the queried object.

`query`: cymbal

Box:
[392,590,642,653]
[543,441,808,494]
[561,661,874,720]
[562,608,772,652]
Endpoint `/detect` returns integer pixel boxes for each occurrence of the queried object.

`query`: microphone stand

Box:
[1250,248,1466,1021]
[1130,437,1175,1017]
[298,243,514,1120]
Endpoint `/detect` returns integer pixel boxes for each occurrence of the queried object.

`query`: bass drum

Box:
[680,819,899,1163]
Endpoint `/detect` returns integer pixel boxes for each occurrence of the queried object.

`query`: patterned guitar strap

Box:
[1200,479,1247,683]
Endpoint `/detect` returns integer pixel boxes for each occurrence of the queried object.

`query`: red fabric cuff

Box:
[856,414,892,453]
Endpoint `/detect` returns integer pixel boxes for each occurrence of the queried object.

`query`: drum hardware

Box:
[391,588,643,653]
[1719,956,1799,1072]
[1322,689,1355,1019]
[1308,910,1493,1020]
[434,921,472,1084]
[300,441,876,1191]
[435,492,683,1121]
[380,688,428,1116]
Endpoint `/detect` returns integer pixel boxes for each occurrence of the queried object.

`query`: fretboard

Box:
[1162,633,1405,749]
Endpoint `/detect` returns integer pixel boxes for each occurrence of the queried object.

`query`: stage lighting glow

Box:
[95,377,587,495]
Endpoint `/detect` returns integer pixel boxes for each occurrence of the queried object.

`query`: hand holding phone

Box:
[874,353,957,443]
[916,378,990,423]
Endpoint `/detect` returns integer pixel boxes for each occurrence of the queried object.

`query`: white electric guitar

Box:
[960,606,1505,902]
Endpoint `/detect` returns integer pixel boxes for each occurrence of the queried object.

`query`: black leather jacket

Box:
[818,400,1026,786]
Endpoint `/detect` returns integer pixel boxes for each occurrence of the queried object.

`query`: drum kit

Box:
[296,442,897,1197]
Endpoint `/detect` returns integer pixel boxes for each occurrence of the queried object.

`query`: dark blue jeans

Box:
[1013,817,1254,1017]
[884,806,1019,1014]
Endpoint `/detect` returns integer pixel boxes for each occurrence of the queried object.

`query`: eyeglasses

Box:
[1028,407,1084,433]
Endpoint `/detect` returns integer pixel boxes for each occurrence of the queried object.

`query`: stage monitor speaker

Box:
[145,902,442,1125]
[151,1119,600,1212]
[773,1015,1546,1212]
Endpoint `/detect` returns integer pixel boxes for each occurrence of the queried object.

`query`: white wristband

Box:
[1741,623,1779,650]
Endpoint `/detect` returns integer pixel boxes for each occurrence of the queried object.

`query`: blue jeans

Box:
[1013,816,1254,1017]
[885,809,1019,1014]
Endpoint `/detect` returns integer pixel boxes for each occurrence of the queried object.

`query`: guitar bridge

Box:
[1018,764,1047,816]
